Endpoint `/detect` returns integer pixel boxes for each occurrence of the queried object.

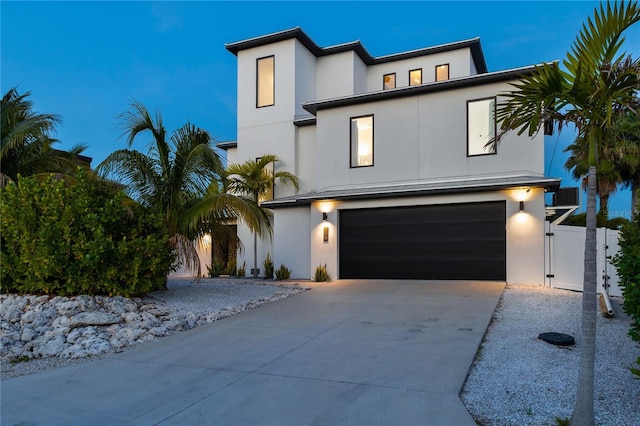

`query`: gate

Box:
[544,223,622,297]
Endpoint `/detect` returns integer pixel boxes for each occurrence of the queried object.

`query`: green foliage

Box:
[556,417,570,426]
[223,259,237,276]
[313,264,332,282]
[236,261,246,277]
[562,213,629,229]
[631,357,640,379]
[263,253,274,279]
[612,214,640,342]
[207,259,225,277]
[0,173,172,296]
[275,264,291,281]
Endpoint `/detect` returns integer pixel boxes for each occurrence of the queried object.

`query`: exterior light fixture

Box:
[322,212,328,221]
[519,201,525,212]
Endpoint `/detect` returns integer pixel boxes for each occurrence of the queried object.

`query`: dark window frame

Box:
[256,55,275,108]
[435,63,450,82]
[383,73,396,90]
[349,114,375,168]
[409,68,422,86]
[466,96,497,157]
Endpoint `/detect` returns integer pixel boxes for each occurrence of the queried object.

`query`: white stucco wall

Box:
[313,80,544,190]
[366,48,475,90]
[273,206,311,279]
[316,51,359,100]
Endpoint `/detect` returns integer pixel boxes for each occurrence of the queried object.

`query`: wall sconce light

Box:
[322,212,328,221]
[519,201,525,212]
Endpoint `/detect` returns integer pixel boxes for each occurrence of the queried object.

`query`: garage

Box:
[339,201,506,280]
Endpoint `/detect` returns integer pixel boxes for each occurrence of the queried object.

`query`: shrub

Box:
[236,261,246,277]
[263,253,274,279]
[275,264,291,281]
[562,212,629,229]
[314,264,332,282]
[0,173,172,297]
[207,259,225,277]
[222,259,237,276]
[612,212,640,379]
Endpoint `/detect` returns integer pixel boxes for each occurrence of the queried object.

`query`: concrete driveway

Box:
[1,279,504,426]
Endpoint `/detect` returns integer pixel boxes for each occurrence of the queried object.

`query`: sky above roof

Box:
[2,1,638,217]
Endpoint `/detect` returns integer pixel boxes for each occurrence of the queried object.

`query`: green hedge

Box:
[0,173,173,297]
[613,213,640,342]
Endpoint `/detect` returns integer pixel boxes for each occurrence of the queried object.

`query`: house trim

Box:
[225,27,488,72]
[262,175,561,208]
[303,65,547,115]
[217,141,237,150]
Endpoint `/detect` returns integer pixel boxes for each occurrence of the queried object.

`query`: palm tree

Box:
[564,134,623,220]
[612,111,640,215]
[492,2,640,424]
[97,101,264,277]
[1,87,85,186]
[225,155,299,277]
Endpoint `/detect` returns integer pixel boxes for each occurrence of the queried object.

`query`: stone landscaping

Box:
[1,280,307,362]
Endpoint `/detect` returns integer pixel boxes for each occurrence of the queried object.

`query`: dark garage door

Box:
[339,201,506,280]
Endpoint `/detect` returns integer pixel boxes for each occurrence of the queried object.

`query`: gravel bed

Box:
[0,278,309,380]
[461,284,640,426]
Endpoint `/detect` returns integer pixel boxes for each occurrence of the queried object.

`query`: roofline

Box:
[262,176,562,208]
[225,27,487,72]
[216,141,237,150]
[302,64,544,115]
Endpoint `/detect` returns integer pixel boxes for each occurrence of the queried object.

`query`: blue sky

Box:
[2,1,638,217]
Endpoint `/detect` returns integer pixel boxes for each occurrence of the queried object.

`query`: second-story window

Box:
[257,55,275,107]
[383,73,396,90]
[409,69,422,86]
[350,115,374,167]
[436,64,450,82]
[467,97,497,156]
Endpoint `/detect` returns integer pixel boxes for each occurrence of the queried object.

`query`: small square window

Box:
[467,97,497,156]
[436,64,449,82]
[350,115,374,167]
[383,73,396,90]
[409,69,422,86]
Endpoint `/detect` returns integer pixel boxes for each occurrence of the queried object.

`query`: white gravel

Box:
[2,280,638,426]
[461,284,640,426]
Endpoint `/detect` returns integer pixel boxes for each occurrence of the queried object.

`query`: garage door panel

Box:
[339,201,506,280]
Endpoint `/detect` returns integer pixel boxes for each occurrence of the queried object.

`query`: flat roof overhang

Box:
[261,175,562,208]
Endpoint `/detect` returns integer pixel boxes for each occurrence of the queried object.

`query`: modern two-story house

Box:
[219,27,561,284]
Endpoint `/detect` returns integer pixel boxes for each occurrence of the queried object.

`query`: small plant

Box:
[313,264,331,282]
[275,263,291,280]
[9,356,30,365]
[263,253,274,279]
[236,261,246,277]
[555,417,569,426]
[207,259,225,277]
[222,259,237,276]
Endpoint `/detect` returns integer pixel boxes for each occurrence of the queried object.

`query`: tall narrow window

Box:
[467,97,496,156]
[350,115,374,167]
[435,64,450,82]
[409,69,422,86]
[257,56,275,107]
[383,73,396,90]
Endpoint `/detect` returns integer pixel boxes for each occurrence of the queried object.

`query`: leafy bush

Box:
[207,259,225,277]
[236,261,246,277]
[314,264,331,282]
[562,212,629,229]
[275,264,291,281]
[0,173,172,297]
[222,259,237,276]
[263,253,274,279]
[612,213,640,379]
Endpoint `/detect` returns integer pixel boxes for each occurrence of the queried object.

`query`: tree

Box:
[492,2,640,424]
[1,87,85,185]
[97,101,264,277]
[613,111,640,215]
[225,155,299,277]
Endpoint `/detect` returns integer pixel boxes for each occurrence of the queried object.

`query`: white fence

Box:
[544,223,622,297]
